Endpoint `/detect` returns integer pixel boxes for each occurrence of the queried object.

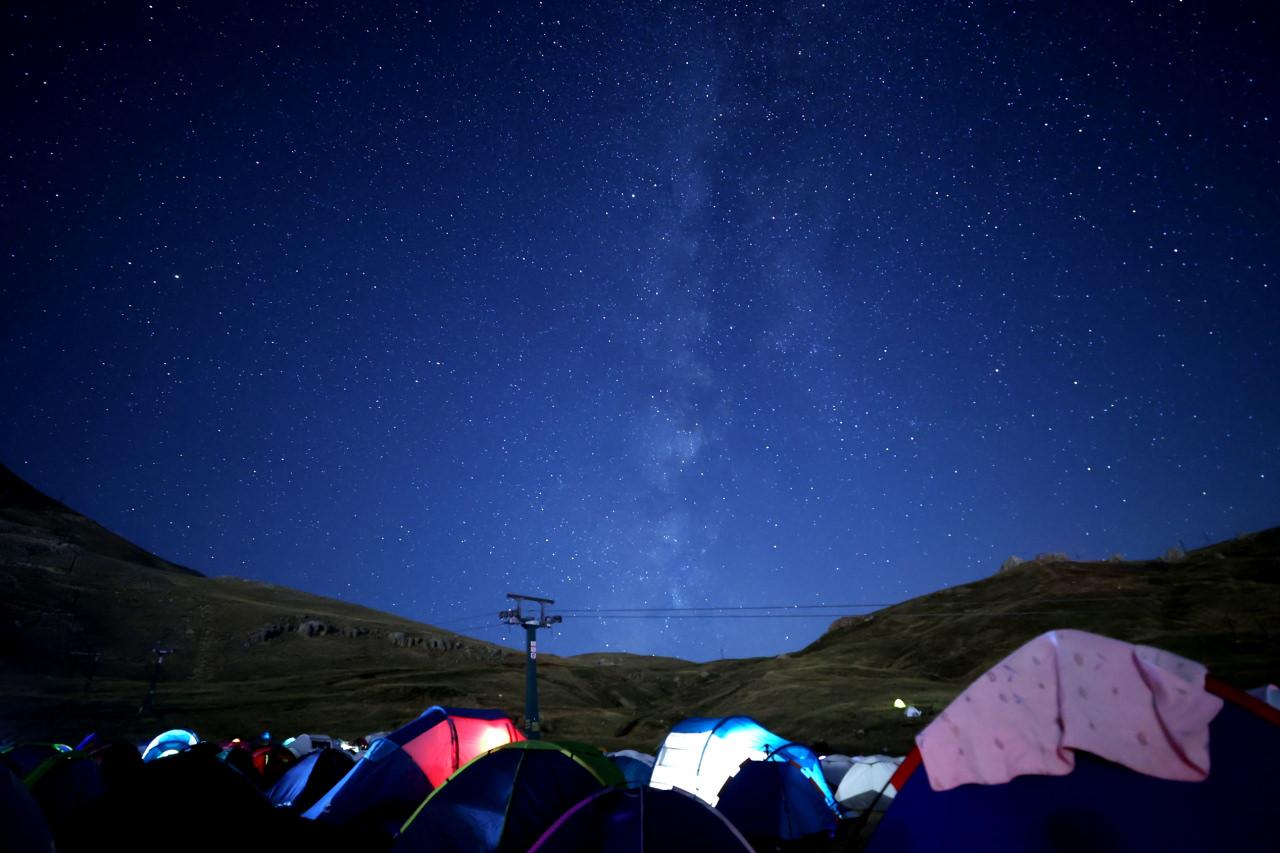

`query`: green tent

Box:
[393,740,623,852]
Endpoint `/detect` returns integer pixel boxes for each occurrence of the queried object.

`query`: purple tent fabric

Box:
[531,784,752,852]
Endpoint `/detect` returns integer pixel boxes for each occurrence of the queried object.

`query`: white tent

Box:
[284,733,334,757]
[819,754,854,790]
[834,755,902,812]
[650,717,836,809]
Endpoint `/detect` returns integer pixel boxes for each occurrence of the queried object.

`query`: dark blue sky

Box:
[3,1,1277,660]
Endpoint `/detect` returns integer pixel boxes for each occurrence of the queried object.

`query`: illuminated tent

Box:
[141,728,199,763]
[393,740,624,852]
[268,747,355,813]
[867,652,1280,851]
[715,756,839,845]
[649,716,837,810]
[303,706,522,837]
[530,784,753,852]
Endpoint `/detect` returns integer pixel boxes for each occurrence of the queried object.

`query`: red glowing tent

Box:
[303,706,523,837]
[399,707,525,787]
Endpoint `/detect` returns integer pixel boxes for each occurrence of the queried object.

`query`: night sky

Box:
[3,2,1277,660]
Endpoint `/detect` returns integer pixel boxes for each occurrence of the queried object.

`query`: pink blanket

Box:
[917,629,1223,791]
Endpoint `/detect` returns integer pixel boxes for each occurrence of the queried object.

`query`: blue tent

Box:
[0,763,53,853]
[716,757,839,844]
[268,747,354,812]
[650,716,837,811]
[303,706,520,837]
[867,678,1280,852]
[141,729,199,763]
[1,743,105,845]
[302,734,431,837]
[607,750,654,786]
[393,740,623,852]
[531,784,753,852]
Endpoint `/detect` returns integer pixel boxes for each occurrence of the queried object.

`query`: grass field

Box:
[3,463,1276,754]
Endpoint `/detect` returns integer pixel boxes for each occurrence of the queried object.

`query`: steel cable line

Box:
[557,603,900,613]
[556,597,1151,615]
[556,609,1165,620]
[438,598,1170,634]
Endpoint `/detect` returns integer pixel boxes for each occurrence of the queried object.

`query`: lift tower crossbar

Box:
[499,593,562,739]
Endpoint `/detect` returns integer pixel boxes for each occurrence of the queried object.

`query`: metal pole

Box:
[525,623,540,739]
[138,645,173,716]
[501,593,560,740]
[140,655,161,715]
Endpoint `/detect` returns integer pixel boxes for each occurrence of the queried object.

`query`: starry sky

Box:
[3,1,1277,661]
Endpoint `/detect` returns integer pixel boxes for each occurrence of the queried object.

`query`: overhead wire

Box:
[434,610,506,629]
[556,597,1148,613]
[438,598,1163,630]
[557,603,899,613]
[555,608,1163,619]
[554,597,1153,618]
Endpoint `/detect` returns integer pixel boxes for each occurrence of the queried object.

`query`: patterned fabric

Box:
[917,629,1223,791]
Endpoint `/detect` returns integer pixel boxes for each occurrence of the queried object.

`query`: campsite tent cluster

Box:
[3,630,1278,852]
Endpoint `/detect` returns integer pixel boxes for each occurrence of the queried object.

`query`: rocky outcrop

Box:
[827,613,874,633]
[999,552,1070,574]
[998,555,1024,573]
[388,630,472,651]
[299,620,335,637]
[246,623,287,645]
[242,614,482,655]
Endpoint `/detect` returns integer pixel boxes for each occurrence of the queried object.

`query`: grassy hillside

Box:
[707,531,1279,752]
[2,462,1276,755]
